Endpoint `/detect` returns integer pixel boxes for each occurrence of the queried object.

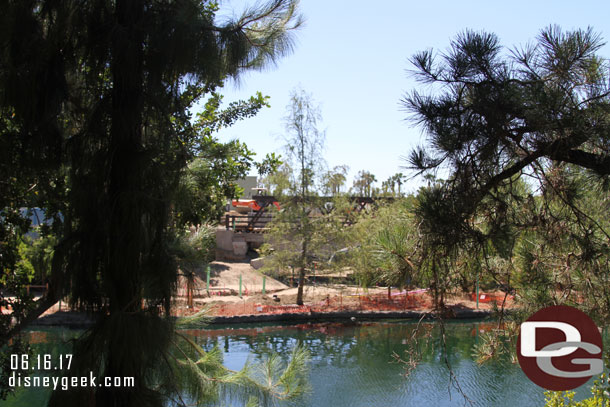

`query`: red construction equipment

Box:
[231,199,280,212]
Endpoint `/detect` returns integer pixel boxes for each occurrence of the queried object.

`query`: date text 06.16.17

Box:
[11,354,73,371]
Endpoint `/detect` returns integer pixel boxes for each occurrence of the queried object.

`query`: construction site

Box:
[30,192,514,325]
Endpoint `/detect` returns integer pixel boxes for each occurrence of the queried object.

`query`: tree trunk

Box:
[108,0,145,314]
[100,1,146,405]
[296,267,305,306]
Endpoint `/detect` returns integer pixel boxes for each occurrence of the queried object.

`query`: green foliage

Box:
[352,170,377,197]
[544,373,610,407]
[283,88,326,196]
[174,143,253,227]
[174,91,284,227]
[262,88,334,305]
[170,226,216,270]
[471,320,519,364]
[380,173,406,197]
[0,0,303,404]
[6,232,59,287]
[0,337,31,400]
[260,163,293,197]
[347,200,418,289]
[256,153,284,179]
[194,92,270,138]
[401,26,610,316]
[322,165,349,196]
[12,240,35,284]
[261,195,350,286]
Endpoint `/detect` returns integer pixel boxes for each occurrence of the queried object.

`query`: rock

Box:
[250,257,265,269]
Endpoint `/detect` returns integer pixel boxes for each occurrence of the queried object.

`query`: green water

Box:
[1,320,601,406]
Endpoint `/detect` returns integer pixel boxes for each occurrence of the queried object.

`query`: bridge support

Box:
[215,227,265,261]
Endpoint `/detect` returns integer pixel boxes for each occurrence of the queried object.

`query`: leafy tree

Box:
[260,162,293,197]
[381,179,392,197]
[255,152,284,181]
[406,26,610,183]
[0,0,304,405]
[174,138,256,229]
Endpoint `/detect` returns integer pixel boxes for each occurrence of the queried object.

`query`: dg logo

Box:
[517,305,603,390]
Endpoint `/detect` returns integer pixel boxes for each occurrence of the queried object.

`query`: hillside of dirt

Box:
[176,260,288,297]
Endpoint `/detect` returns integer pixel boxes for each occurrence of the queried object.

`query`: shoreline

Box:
[31,308,494,328]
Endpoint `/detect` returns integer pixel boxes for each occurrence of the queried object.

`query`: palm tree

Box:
[388,173,405,197]
[353,170,377,197]
[323,165,349,195]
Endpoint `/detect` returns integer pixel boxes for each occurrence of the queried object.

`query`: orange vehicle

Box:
[231,199,280,212]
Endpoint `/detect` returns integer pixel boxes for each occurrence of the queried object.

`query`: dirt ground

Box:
[35,261,514,319]
[175,261,515,316]
[177,260,289,295]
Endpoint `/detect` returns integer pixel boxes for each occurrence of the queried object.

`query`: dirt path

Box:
[176,260,288,297]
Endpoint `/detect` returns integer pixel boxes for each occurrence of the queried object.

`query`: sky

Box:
[209,0,610,193]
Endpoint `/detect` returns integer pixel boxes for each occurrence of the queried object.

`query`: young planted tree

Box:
[263,89,327,305]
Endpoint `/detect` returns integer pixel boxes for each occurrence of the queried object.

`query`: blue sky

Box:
[211,0,610,193]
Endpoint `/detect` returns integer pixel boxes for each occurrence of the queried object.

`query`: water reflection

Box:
[4,321,601,407]
[187,320,596,407]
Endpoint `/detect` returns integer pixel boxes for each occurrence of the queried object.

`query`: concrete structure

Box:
[215,227,265,261]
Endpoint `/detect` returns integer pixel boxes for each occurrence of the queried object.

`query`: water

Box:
[1,320,601,406]
[193,320,582,407]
